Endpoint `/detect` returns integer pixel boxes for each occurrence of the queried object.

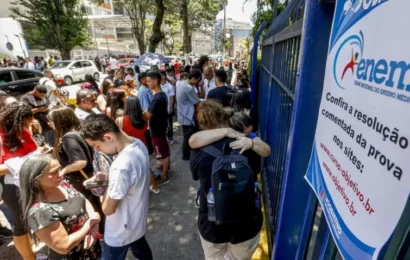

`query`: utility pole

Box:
[182,0,190,64]
[222,0,226,60]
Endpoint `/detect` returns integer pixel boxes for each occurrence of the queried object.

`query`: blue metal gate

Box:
[255,0,410,259]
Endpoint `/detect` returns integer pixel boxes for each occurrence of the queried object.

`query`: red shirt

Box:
[174,63,181,75]
[0,128,38,163]
[121,116,148,146]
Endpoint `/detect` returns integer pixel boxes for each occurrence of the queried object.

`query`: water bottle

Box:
[254,182,261,209]
[207,188,216,222]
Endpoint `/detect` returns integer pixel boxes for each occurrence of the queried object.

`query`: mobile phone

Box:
[85,180,109,189]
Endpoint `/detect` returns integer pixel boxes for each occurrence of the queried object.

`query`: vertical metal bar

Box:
[271,0,335,258]
[319,230,338,260]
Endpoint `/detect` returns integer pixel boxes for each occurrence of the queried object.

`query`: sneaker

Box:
[150,185,160,194]
[169,140,175,145]
[156,176,170,186]
[0,226,12,239]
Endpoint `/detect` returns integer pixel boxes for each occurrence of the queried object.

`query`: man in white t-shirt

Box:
[81,114,152,260]
[24,57,35,70]
[39,70,65,103]
[160,70,175,144]
[110,57,117,70]
[203,66,216,98]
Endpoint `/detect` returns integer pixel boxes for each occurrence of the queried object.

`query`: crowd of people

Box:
[0,54,269,260]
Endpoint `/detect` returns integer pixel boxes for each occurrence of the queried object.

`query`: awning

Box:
[87,15,131,28]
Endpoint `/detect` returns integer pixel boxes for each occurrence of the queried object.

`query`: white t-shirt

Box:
[161,82,175,113]
[74,107,101,122]
[39,77,57,99]
[104,138,150,246]
[203,77,216,98]
[25,61,35,70]
[110,58,117,69]
[124,74,136,81]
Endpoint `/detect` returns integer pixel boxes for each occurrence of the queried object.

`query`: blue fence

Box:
[255,0,410,259]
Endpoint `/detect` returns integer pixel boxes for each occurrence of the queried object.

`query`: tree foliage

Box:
[247,0,286,37]
[162,13,183,55]
[10,0,92,60]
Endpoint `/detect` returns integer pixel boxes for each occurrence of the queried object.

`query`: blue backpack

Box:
[200,145,258,225]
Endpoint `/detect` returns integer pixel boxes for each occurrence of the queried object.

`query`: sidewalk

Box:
[141,126,204,259]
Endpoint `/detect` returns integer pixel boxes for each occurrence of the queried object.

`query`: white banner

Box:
[305,0,410,259]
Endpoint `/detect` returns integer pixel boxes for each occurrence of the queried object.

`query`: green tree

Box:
[246,0,286,37]
[162,13,183,55]
[10,0,91,60]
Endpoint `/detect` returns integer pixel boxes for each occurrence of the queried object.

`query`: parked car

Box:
[0,68,43,98]
[51,60,100,85]
[108,58,135,70]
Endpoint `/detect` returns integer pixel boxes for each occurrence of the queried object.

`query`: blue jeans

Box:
[102,236,153,260]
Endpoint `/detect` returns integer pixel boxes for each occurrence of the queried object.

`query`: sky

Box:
[216,0,257,25]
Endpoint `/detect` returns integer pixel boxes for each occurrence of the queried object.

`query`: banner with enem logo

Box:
[305,0,410,259]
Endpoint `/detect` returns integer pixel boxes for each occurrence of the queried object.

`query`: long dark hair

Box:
[0,102,33,152]
[47,105,81,160]
[101,79,113,96]
[231,89,252,111]
[106,90,125,120]
[124,96,145,129]
[19,155,52,244]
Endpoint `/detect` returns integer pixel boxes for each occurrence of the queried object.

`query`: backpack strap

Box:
[200,145,224,158]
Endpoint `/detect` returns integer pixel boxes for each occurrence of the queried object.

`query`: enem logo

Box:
[333,31,364,89]
[334,31,410,92]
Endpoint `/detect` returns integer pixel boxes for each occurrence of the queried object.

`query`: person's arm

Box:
[169,86,175,113]
[251,138,271,157]
[189,128,244,149]
[102,167,131,216]
[96,95,107,113]
[0,165,9,176]
[106,107,112,119]
[230,137,271,157]
[145,95,156,119]
[60,136,89,176]
[52,88,65,103]
[34,214,99,255]
[187,87,200,104]
[32,120,42,134]
[32,107,49,114]
[83,199,100,249]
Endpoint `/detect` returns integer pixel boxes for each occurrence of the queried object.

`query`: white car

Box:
[51,60,100,85]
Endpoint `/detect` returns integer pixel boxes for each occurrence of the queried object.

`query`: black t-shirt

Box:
[190,137,262,244]
[148,91,168,137]
[207,86,233,107]
[58,133,94,194]
[20,93,51,131]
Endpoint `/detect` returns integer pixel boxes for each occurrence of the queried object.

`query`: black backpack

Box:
[201,144,258,225]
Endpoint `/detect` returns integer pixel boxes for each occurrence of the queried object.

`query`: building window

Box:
[86,7,93,15]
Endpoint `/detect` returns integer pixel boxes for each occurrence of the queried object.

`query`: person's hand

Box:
[39,107,48,113]
[230,137,253,154]
[83,234,94,249]
[59,167,68,177]
[84,223,99,249]
[41,145,53,154]
[225,128,245,139]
